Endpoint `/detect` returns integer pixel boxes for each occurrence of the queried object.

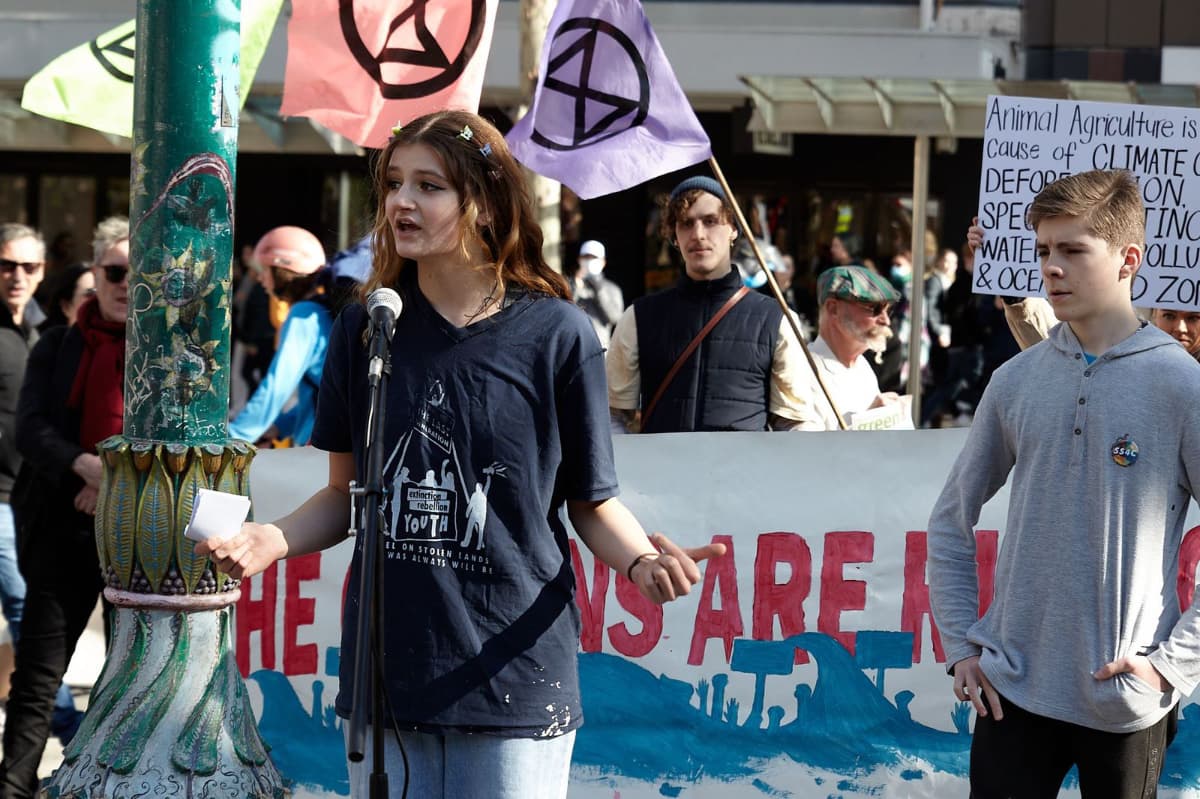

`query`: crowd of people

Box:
[3,111,1200,798]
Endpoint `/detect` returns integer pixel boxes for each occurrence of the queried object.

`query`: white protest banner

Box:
[976,94,1200,309]
[237,434,1200,798]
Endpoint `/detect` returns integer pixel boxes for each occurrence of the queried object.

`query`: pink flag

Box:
[281,0,498,148]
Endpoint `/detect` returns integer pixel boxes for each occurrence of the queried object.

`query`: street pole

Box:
[519,0,562,273]
[43,2,285,796]
[907,134,931,427]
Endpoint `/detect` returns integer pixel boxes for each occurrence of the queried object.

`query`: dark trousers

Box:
[971,694,1178,799]
[0,528,103,799]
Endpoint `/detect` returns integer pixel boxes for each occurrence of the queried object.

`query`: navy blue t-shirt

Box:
[310,272,618,738]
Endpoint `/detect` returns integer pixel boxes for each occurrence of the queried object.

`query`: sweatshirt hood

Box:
[1047,320,1179,361]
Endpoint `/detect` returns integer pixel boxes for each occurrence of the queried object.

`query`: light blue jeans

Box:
[0,502,76,722]
[345,726,575,799]
[0,503,25,638]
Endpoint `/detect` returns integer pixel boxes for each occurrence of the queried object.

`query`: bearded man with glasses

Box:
[791,265,908,430]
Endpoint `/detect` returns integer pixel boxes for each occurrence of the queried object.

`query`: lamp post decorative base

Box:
[40,438,288,798]
[42,606,287,799]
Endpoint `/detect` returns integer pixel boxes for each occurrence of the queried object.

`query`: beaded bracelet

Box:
[626,552,657,581]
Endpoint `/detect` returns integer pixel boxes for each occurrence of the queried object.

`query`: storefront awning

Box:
[741,76,1200,138]
[0,86,363,155]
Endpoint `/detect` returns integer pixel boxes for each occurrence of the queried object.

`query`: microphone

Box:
[367,288,402,341]
[366,288,402,385]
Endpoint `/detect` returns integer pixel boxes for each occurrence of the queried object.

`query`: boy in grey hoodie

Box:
[929,169,1200,797]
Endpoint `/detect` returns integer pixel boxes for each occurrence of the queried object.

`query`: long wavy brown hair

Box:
[362,109,569,302]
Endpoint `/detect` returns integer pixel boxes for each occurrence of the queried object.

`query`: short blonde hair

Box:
[92,216,129,264]
[1027,169,1144,251]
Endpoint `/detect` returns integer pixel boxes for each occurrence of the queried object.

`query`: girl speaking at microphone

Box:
[197,109,723,799]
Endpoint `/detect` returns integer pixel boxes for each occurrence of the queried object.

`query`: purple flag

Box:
[505,0,712,199]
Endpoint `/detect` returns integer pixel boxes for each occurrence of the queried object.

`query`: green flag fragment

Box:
[21,0,283,139]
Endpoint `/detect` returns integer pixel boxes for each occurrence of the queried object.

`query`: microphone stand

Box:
[348,319,393,798]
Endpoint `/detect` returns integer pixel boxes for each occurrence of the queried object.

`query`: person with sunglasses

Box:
[0,224,44,709]
[0,217,129,796]
[791,265,907,430]
[228,225,332,448]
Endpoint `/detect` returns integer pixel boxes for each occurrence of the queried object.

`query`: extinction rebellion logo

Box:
[340,0,489,99]
[89,25,135,83]
[530,17,651,151]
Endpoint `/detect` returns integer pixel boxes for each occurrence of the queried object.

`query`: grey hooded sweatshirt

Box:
[929,321,1200,733]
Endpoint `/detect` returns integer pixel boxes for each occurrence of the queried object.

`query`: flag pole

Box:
[706,156,848,430]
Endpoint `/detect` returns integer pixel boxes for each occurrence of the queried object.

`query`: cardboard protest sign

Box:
[240,436,1200,798]
[976,94,1200,310]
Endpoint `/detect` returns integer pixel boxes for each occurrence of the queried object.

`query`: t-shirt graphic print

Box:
[383,377,501,574]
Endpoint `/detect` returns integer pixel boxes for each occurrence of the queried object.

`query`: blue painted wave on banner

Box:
[573,631,1200,794]
[573,631,968,790]
[245,631,1200,796]
[251,669,350,796]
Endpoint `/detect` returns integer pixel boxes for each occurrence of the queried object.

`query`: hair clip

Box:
[479,143,493,159]
[457,125,474,142]
[390,121,405,137]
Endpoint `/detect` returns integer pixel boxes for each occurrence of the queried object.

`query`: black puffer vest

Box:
[634,268,781,433]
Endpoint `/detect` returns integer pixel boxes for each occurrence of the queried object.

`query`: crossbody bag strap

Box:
[641,285,750,430]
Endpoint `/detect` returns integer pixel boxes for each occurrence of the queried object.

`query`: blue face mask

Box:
[743,269,767,289]
[890,264,911,285]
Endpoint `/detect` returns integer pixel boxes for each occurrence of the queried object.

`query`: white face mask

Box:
[585,258,605,277]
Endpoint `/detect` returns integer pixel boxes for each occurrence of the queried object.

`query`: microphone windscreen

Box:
[367,288,403,319]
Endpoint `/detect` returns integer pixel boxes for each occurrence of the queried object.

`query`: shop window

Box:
[39,175,96,273]
[320,171,373,252]
[0,175,29,226]
[104,177,131,220]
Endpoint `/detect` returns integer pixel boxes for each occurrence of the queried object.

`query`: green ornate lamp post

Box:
[43,2,286,796]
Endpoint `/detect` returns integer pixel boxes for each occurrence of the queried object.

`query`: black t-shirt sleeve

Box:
[310,305,362,453]
[555,319,619,502]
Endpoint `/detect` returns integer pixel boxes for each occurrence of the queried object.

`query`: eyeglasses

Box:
[99,264,129,283]
[856,301,892,317]
[0,258,43,275]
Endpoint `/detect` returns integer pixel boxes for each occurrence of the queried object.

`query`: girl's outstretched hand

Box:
[629,531,727,604]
